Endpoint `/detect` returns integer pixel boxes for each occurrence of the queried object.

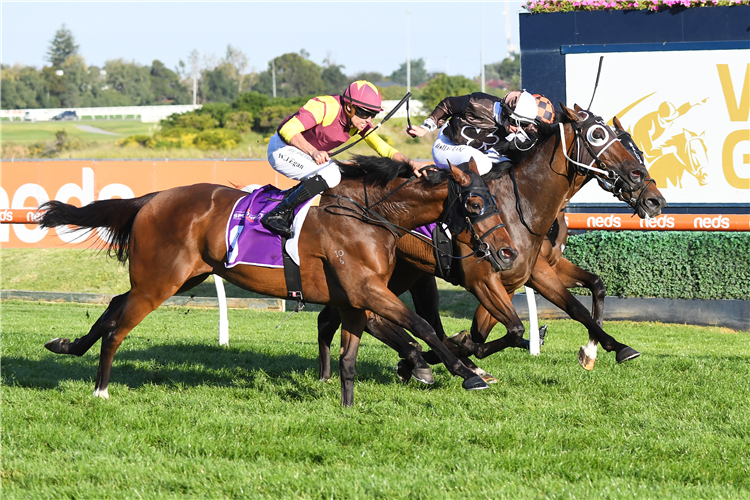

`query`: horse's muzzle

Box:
[638,192,667,219]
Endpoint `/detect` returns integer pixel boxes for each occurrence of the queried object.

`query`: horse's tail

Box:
[39,192,160,263]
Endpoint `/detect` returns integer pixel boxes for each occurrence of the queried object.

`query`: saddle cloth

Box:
[225,185,319,269]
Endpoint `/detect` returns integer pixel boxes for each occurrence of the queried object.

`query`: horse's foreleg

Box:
[45,293,129,356]
[359,283,488,390]
[527,259,640,370]
[552,257,606,327]
[317,306,341,381]
[364,314,434,385]
[338,308,367,407]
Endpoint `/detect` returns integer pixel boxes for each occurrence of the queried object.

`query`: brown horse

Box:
[38,158,517,406]
[317,104,662,381]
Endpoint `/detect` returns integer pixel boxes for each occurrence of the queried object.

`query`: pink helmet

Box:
[342,81,383,113]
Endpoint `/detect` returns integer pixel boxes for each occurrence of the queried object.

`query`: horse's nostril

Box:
[502,248,513,259]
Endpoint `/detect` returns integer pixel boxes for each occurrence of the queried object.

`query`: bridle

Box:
[323,169,507,270]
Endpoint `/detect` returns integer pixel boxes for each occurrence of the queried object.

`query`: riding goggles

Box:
[354,106,379,119]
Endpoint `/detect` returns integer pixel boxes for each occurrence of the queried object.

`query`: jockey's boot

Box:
[260,175,328,238]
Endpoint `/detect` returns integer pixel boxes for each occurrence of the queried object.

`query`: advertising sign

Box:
[566,50,749,205]
[0,160,295,248]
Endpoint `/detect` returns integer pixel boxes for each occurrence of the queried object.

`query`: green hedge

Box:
[563,231,750,300]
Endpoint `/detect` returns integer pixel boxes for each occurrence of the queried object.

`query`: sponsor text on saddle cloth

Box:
[225,185,320,268]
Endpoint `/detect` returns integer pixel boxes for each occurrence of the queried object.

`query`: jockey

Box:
[262,80,429,238]
[407,90,556,175]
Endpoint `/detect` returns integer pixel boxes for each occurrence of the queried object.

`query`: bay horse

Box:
[317,104,662,381]
[38,159,517,406]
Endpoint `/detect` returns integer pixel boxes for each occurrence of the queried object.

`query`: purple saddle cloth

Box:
[411,223,436,240]
[225,184,310,268]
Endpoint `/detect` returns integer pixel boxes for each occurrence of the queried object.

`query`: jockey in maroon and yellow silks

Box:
[277,94,397,159]
[262,80,428,238]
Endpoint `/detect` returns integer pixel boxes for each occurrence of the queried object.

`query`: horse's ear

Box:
[467,157,480,175]
[559,102,582,122]
[574,104,584,113]
[612,116,624,132]
[448,161,471,186]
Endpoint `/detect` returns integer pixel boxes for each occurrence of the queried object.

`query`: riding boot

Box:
[260,175,329,238]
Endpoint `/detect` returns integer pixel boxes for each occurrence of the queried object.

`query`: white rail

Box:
[0,105,202,123]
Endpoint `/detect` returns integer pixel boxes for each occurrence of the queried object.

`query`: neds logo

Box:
[586,215,622,228]
[694,215,730,229]
[639,215,675,229]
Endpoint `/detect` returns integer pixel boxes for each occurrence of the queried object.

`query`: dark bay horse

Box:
[318,104,663,380]
[38,159,517,406]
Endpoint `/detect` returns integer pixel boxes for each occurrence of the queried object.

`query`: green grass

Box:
[2,248,749,498]
[0,117,435,160]
[2,301,748,499]
[0,119,155,145]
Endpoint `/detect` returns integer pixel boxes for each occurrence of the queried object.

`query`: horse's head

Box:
[560,103,648,193]
[683,129,709,186]
[612,117,667,218]
[441,158,518,271]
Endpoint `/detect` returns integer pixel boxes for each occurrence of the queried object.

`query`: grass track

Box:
[2,300,749,499]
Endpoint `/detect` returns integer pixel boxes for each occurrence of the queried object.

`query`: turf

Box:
[2,300,749,499]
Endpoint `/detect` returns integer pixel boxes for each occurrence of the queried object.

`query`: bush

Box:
[224,111,254,133]
[419,74,481,112]
[564,231,750,300]
[255,105,299,134]
[117,134,154,148]
[162,113,218,131]
[193,129,241,150]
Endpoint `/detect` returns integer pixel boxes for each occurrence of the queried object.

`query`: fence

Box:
[0,105,202,123]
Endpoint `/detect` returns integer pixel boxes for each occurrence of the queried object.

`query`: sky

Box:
[1,1,525,80]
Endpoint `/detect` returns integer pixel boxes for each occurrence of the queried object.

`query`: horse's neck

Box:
[504,126,578,238]
[332,177,447,231]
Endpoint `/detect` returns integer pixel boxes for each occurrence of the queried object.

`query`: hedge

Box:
[563,231,750,300]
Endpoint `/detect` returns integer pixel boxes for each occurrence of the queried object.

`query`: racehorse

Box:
[38,159,517,406]
[647,128,708,188]
[317,104,662,381]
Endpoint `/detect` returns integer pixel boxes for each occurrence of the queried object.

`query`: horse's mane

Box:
[336,155,451,187]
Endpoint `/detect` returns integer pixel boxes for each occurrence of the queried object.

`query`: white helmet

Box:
[509,91,538,125]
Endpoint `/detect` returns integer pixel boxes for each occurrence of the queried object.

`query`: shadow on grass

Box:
[0,343,422,392]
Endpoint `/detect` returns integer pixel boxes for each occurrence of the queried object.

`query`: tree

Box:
[350,71,385,84]
[103,59,154,105]
[46,24,79,67]
[225,45,249,93]
[486,54,520,90]
[151,60,190,104]
[321,57,348,95]
[254,52,326,98]
[389,58,428,87]
[419,74,480,111]
[201,63,239,104]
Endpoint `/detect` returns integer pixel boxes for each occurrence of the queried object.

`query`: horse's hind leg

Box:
[318,306,342,381]
[45,293,129,356]
[92,291,164,398]
[338,308,366,407]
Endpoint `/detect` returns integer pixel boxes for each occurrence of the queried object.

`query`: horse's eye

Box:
[593,129,604,140]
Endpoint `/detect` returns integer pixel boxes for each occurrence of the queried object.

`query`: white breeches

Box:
[267,133,342,188]
[431,126,508,175]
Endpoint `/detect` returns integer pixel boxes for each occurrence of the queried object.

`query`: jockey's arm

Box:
[407,94,471,137]
[362,130,428,177]
[287,132,329,165]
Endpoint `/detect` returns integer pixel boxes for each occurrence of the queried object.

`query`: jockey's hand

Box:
[409,160,435,178]
[311,150,330,165]
[407,126,428,138]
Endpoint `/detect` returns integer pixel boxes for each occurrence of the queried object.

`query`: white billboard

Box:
[565,50,749,205]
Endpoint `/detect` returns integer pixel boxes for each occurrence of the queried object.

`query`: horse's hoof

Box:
[448,330,474,353]
[396,360,413,384]
[411,367,435,385]
[539,325,548,346]
[472,366,498,384]
[462,375,490,391]
[516,338,531,350]
[93,387,109,399]
[616,346,641,364]
[578,347,596,371]
[44,338,70,354]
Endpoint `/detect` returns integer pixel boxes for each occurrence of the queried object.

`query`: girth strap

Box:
[281,237,305,312]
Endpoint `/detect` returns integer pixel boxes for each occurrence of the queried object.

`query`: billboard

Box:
[565,50,749,205]
[0,159,296,248]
